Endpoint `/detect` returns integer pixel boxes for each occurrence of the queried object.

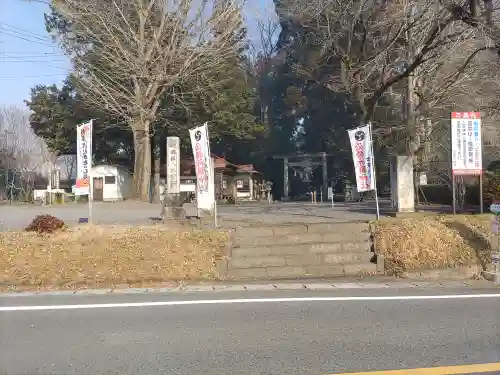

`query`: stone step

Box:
[232,241,372,258]
[225,262,377,280]
[228,252,374,269]
[234,231,371,247]
[234,222,370,238]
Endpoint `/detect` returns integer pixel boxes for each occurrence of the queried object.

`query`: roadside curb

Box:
[0,278,496,298]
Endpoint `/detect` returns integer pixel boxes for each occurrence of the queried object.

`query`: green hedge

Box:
[418,172,500,206]
[419,184,482,206]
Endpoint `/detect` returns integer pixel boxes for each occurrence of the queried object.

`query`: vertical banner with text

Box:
[189,123,215,211]
[166,136,180,194]
[451,112,482,176]
[347,124,376,192]
[76,121,92,195]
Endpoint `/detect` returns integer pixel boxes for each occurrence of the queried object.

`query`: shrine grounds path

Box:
[0,200,384,231]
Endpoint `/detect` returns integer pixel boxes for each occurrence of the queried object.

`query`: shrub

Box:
[25,215,65,234]
[484,172,500,204]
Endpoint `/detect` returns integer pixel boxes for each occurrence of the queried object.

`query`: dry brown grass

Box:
[0,225,227,292]
[374,214,495,276]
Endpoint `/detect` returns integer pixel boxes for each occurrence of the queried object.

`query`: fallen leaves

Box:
[374,214,494,276]
[0,224,227,292]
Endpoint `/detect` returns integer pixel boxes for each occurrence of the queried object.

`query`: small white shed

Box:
[89,164,133,201]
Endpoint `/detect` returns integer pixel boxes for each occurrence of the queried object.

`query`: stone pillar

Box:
[322,153,328,198]
[390,155,415,212]
[153,157,161,203]
[162,136,184,220]
[283,157,289,200]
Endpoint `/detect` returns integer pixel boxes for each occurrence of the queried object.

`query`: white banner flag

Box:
[348,124,376,192]
[189,122,215,211]
[451,112,482,176]
[76,121,92,194]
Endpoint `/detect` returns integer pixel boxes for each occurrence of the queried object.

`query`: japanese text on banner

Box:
[450,112,482,175]
[347,124,375,193]
[76,121,92,191]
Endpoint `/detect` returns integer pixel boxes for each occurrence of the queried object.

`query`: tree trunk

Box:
[132,124,152,201]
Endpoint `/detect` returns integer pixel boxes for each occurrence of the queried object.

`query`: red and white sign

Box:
[189,123,215,211]
[76,121,92,193]
[451,112,482,176]
[348,124,376,192]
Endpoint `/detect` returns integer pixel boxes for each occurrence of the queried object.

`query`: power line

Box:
[0,52,65,57]
[0,54,69,70]
[0,73,67,79]
[0,59,67,63]
[0,51,64,55]
[0,30,57,48]
[0,22,53,41]
[1,29,53,45]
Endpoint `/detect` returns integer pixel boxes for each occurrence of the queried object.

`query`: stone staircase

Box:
[224,222,379,280]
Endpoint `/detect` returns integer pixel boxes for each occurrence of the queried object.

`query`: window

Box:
[104,175,116,184]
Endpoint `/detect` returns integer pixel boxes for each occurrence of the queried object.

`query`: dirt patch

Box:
[0,225,227,292]
[373,214,494,276]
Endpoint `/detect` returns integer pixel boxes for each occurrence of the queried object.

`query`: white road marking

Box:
[0,293,500,312]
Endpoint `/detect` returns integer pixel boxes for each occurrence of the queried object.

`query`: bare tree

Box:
[0,105,52,202]
[52,0,245,200]
[55,154,77,184]
[249,18,281,124]
[284,0,496,140]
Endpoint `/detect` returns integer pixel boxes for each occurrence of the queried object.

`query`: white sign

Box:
[76,121,92,194]
[166,137,180,194]
[327,187,333,199]
[347,124,376,192]
[189,123,215,211]
[490,203,500,215]
[451,112,482,176]
[419,172,428,186]
[492,252,500,265]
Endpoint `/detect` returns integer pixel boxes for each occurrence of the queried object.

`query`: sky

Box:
[0,0,277,107]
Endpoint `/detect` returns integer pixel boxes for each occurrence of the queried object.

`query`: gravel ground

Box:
[0,200,384,231]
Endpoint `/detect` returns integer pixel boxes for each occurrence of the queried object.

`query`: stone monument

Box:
[162,136,185,220]
[390,155,415,213]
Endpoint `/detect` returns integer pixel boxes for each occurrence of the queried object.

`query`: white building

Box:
[86,164,133,201]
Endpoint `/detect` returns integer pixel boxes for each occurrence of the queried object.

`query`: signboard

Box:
[419,172,428,186]
[347,124,376,192]
[48,169,60,190]
[492,252,500,265]
[76,121,92,194]
[189,122,215,211]
[166,137,180,194]
[327,187,333,200]
[490,203,500,215]
[451,112,482,176]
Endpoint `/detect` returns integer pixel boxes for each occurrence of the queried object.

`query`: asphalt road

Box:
[1,288,500,375]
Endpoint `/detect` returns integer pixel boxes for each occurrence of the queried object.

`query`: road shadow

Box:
[443,220,492,271]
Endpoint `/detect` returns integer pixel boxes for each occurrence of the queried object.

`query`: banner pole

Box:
[452,173,456,215]
[369,123,380,220]
[88,119,93,224]
[480,171,484,214]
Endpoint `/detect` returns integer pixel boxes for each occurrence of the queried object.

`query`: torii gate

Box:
[272,152,330,200]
